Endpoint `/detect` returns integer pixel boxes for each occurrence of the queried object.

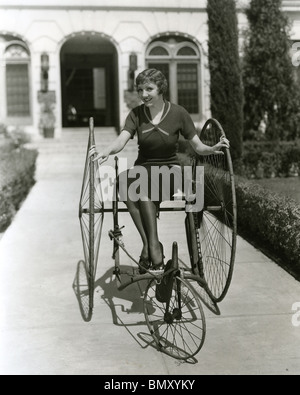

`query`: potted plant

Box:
[39,102,56,138]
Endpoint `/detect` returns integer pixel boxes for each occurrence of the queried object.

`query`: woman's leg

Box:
[118,167,162,265]
[139,199,163,266]
[124,199,149,259]
[118,170,149,259]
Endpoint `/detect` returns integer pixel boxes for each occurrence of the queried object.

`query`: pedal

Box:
[109,226,125,240]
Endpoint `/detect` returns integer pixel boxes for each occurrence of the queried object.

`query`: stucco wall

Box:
[0,0,300,137]
[0,3,211,136]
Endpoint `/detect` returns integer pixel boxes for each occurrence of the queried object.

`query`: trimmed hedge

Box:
[202,165,300,279]
[0,190,16,233]
[235,176,300,279]
[177,146,300,280]
[0,147,38,232]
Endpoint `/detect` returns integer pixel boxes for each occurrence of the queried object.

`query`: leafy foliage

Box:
[235,177,300,279]
[0,144,38,232]
[243,0,300,141]
[233,140,300,178]
[177,141,300,280]
[207,0,244,160]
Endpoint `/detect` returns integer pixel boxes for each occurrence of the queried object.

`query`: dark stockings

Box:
[139,200,162,265]
[124,199,149,259]
[124,198,163,266]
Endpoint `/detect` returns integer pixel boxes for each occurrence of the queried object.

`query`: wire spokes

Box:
[144,277,206,361]
[79,159,104,278]
[78,118,105,315]
[192,118,237,302]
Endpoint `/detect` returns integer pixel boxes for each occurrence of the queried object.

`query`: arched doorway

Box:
[60,33,119,128]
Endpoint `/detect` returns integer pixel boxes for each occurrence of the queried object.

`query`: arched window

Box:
[149,46,169,56]
[146,36,201,115]
[5,42,31,117]
[176,47,197,56]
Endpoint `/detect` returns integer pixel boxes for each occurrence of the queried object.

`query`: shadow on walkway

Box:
[72,258,221,365]
[72,261,157,352]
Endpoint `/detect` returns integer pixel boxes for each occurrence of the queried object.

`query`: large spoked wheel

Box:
[72,260,94,322]
[143,243,206,361]
[78,118,104,317]
[188,118,237,302]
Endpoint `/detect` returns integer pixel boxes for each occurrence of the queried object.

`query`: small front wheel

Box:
[143,276,206,361]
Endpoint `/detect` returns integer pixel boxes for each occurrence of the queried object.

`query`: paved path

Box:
[0,127,300,375]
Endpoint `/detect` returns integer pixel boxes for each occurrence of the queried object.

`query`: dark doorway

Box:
[60,35,119,128]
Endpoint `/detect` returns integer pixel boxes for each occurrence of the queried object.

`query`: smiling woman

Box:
[89,68,229,273]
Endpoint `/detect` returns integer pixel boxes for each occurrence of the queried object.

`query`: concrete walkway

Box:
[0,127,300,375]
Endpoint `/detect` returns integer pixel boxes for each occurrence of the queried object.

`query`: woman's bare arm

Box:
[89,130,132,164]
[189,134,230,156]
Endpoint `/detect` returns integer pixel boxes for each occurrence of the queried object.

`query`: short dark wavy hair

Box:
[135,68,168,96]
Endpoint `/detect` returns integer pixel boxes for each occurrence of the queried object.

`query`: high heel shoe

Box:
[138,256,151,274]
[151,242,165,270]
[155,259,174,303]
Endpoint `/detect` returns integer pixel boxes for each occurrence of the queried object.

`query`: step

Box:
[27,127,118,154]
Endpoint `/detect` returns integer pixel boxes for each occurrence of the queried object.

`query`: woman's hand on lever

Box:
[211,135,230,155]
[88,145,109,165]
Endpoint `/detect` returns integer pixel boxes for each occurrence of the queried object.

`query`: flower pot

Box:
[43,127,54,138]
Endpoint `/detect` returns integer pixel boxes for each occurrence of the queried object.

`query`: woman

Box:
[90,68,229,272]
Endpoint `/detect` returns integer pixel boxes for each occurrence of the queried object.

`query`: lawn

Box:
[248,177,300,204]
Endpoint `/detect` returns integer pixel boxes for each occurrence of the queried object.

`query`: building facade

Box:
[0,0,300,139]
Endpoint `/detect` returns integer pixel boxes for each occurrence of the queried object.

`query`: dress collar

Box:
[143,100,171,126]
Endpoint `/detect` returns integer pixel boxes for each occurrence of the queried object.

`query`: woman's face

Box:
[137,82,162,107]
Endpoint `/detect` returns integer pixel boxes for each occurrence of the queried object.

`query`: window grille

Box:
[5,43,30,117]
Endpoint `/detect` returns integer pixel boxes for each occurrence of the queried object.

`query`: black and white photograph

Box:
[0,0,300,377]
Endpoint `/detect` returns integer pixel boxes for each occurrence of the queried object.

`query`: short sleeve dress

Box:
[118,101,197,203]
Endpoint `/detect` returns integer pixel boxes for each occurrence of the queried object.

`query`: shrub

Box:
[0,190,15,232]
[177,130,300,179]
[0,147,38,232]
[176,133,300,279]
[234,141,300,178]
[243,0,300,140]
[235,177,300,279]
[207,0,244,160]
[0,124,32,152]
[178,145,300,279]
[281,147,300,176]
